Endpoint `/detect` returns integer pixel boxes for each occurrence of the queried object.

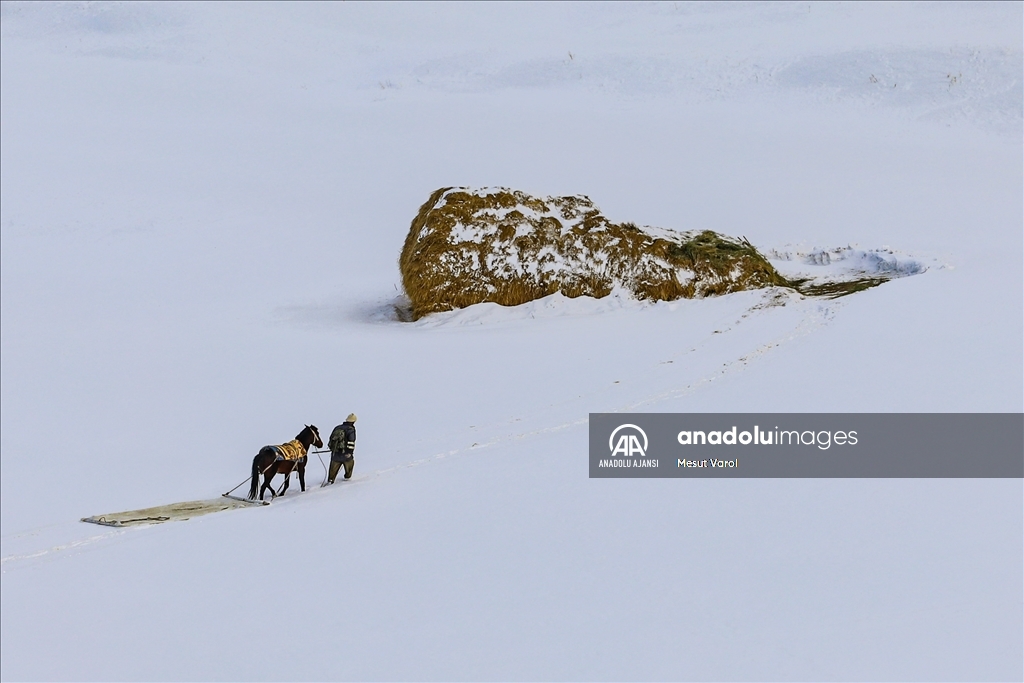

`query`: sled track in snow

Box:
[1,528,132,567]
[2,295,838,568]
[364,295,841,476]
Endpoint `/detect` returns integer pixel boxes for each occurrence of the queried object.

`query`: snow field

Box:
[2,2,1022,680]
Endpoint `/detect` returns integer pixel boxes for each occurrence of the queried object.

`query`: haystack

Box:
[399,187,789,319]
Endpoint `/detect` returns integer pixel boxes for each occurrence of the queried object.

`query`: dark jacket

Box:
[329,422,356,460]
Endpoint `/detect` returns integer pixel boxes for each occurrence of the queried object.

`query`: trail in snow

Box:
[1,528,131,567]
[1,286,842,568]
[3,3,1021,680]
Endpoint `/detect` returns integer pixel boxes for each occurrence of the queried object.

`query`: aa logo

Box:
[609,424,648,457]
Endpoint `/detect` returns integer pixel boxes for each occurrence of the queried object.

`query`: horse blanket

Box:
[271,439,308,461]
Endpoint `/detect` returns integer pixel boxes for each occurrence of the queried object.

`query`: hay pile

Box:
[399,187,789,319]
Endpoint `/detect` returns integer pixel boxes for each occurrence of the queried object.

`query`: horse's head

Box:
[304,424,323,449]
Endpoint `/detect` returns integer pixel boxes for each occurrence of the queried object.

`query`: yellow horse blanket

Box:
[272,439,308,461]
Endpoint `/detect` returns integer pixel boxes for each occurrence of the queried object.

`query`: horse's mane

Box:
[296,424,321,443]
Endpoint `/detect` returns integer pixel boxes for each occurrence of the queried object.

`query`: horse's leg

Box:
[279,470,291,496]
[298,460,306,492]
[260,468,277,500]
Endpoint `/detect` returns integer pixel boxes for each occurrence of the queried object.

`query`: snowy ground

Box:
[1,3,1021,681]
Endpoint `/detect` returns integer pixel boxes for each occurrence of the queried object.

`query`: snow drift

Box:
[400,187,788,319]
[3,3,1022,681]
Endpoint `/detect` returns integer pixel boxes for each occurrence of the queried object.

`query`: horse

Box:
[248,425,323,501]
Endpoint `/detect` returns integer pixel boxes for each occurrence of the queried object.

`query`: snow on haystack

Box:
[399,187,789,319]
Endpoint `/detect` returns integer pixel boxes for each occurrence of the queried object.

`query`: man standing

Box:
[327,413,357,484]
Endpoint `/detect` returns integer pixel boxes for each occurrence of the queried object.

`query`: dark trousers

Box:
[328,454,354,483]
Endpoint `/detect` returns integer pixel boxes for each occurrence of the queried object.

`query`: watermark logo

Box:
[609,424,648,457]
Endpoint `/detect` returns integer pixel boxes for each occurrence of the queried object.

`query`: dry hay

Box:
[399,187,790,319]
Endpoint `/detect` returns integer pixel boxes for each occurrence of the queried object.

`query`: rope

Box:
[225,446,326,499]
[316,451,329,487]
[222,461,277,497]
[274,458,305,497]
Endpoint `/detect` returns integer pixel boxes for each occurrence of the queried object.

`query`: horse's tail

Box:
[248,452,261,500]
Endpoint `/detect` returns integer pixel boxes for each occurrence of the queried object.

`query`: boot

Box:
[328,461,342,484]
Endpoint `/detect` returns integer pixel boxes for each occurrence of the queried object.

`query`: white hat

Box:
[347,413,358,423]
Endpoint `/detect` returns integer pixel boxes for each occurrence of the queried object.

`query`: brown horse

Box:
[248,425,323,501]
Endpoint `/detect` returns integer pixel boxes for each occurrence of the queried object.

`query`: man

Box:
[327,413,357,484]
